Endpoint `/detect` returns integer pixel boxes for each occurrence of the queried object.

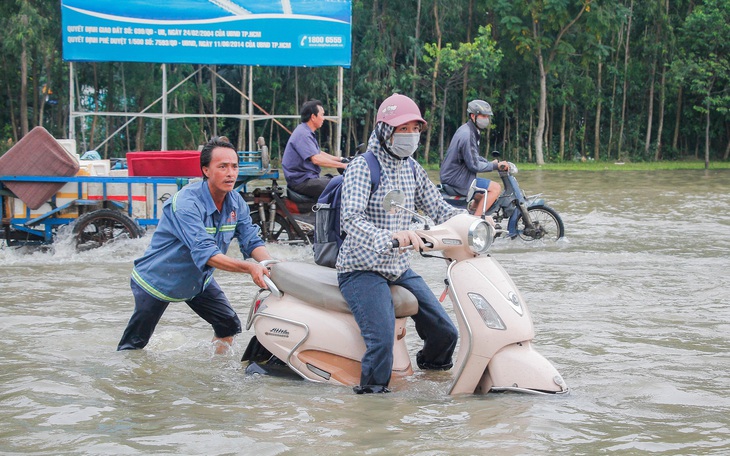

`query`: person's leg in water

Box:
[392,269,458,370]
[471,178,502,217]
[338,270,395,394]
[186,279,242,355]
[117,279,170,350]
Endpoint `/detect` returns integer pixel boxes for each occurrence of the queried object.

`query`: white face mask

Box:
[476,116,491,130]
[390,133,420,158]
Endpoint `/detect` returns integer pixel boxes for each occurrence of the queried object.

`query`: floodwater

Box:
[1,169,729,455]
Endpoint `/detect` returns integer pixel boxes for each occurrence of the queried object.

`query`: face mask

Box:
[390,133,420,158]
[476,117,491,130]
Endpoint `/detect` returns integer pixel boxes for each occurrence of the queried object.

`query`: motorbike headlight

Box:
[468,219,494,254]
[468,292,506,330]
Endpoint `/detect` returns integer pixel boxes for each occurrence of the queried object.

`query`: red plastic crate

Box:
[126,151,202,177]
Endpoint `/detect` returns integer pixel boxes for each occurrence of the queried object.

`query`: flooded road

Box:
[1,169,729,455]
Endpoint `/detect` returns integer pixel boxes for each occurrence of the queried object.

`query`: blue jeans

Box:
[117,278,241,350]
[338,269,458,388]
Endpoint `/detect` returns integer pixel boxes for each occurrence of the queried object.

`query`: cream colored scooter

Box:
[242,191,568,395]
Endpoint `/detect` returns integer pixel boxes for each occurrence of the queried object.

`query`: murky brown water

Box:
[1,169,729,455]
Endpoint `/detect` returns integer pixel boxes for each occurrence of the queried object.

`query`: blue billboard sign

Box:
[61,1,352,67]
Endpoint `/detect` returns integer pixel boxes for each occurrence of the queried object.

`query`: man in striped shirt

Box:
[117,136,272,354]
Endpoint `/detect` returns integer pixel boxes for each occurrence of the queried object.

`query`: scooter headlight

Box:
[468,219,494,254]
[468,292,506,330]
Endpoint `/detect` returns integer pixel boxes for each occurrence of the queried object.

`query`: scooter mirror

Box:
[383,189,406,214]
[491,150,501,158]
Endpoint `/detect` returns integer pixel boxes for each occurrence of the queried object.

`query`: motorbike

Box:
[439,151,565,242]
[236,137,317,244]
[241,190,568,395]
[241,179,317,245]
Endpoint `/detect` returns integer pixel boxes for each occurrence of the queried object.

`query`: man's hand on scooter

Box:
[497,161,509,172]
[248,262,271,289]
[391,230,426,251]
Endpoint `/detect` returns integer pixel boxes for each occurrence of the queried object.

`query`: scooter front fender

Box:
[479,342,568,395]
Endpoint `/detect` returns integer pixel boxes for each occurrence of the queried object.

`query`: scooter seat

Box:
[270,262,419,318]
[438,183,465,197]
[286,186,318,204]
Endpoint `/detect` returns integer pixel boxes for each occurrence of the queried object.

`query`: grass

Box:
[420,159,730,172]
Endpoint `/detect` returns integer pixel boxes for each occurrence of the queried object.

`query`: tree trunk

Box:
[672,86,682,151]
[4,55,19,141]
[559,102,566,160]
[121,63,131,152]
[411,0,422,99]
[439,85,448,162]
[608,28,622,159]
[644,53,656,157]
[90,63,99,149]
[535,49,547,165]
[502,115,509,158]
[20,40,29,136]
[654,67,666,160]
[460,0,474,124]
[594,59,603,160]
[618,0,633,161]
[424,0,442,165]
[704,81,713,169]
[238,67,247,151]
[135,117,145,152]
[704,106,710,169]
[515,107,520,161]
[211,65,217,136]
[527,108,533,162]
[38,52,51,128]
[31,49,38,129]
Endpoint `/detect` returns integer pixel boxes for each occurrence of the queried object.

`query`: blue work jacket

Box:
[131,180,264,301]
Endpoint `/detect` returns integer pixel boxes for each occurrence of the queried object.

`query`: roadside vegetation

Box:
[1,1,728,169]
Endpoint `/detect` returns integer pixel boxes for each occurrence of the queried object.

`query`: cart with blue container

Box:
[0,147,277,251]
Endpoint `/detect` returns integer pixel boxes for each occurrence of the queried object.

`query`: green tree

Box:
[493,0,591,164]
[673,0,730,169]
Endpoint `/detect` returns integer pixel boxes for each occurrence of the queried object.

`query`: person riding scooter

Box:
[440,99,508,217]
[336,93,465,394]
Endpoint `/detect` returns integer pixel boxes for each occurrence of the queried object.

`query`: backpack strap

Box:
[363,150,381,194]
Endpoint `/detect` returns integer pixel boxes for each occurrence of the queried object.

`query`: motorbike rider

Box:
[282,99,348,199]
[440,99,508,216]
[337,93,463,394]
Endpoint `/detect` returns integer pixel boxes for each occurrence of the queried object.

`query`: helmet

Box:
[467,99,493,117]
[376,94,427,128]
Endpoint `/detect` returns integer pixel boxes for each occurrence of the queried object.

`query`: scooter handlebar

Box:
[390,239,434,250]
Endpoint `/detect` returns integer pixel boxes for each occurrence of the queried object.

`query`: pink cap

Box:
[376,94,427,128]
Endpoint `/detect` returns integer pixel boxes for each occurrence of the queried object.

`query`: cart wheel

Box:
[72,209,143,251]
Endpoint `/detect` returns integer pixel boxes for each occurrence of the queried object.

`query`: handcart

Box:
[1,150,277,251]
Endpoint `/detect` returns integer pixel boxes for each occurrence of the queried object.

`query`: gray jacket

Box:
[439,121,495,195]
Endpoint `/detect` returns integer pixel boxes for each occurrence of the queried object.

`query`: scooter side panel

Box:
[253,295,412,386]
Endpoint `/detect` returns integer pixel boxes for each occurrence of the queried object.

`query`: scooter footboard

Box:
[479,342,568,394]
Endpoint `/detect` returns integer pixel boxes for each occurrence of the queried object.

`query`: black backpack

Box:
[313,151,415,268]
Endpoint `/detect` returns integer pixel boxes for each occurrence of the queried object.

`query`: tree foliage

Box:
[0,0,728,165]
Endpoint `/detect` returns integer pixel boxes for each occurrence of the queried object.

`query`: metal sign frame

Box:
[68,63,344,154]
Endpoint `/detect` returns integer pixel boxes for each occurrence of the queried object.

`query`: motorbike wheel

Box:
[250,212,295,243]
[515,205,565,242]
[72,209,143,251]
